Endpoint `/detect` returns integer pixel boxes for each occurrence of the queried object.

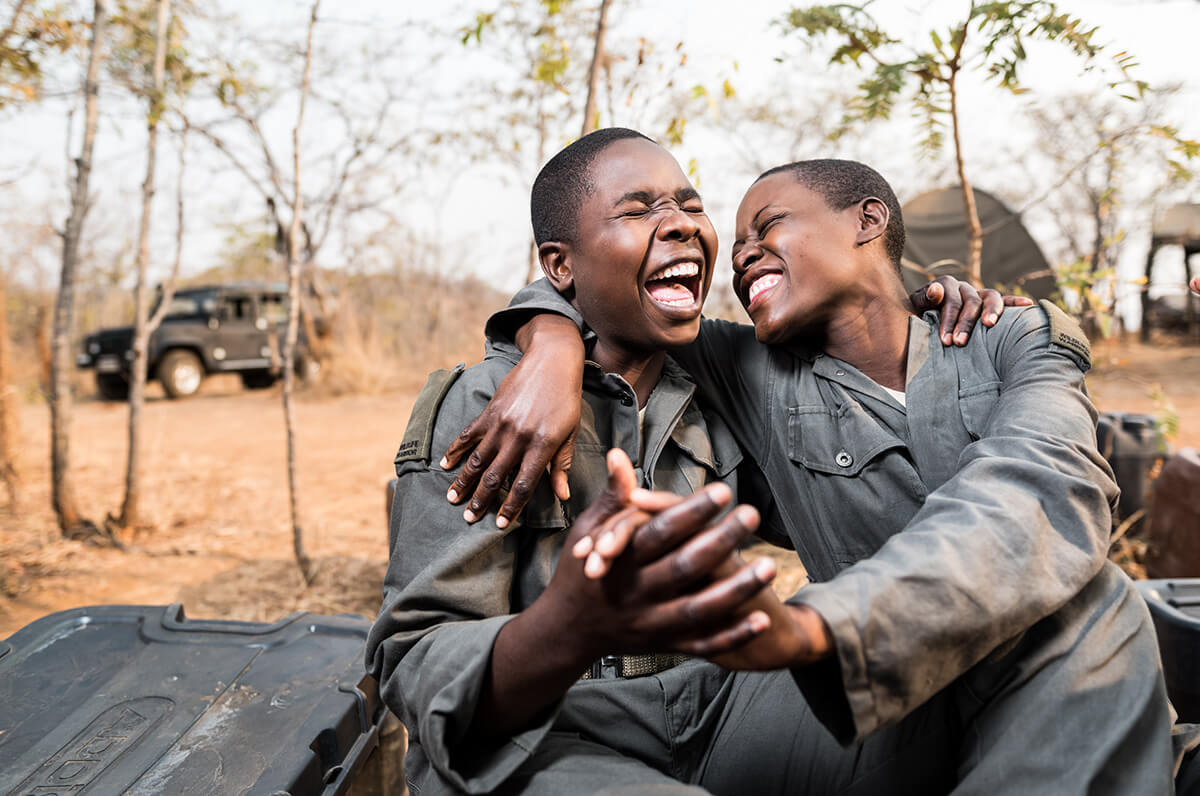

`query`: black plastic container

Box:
[0,604,401,795]
[1136,579,1200,722]
[1096,411,1168,520]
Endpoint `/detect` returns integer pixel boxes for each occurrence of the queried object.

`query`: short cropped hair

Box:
[531,127,652,246]
[757,159,905,268]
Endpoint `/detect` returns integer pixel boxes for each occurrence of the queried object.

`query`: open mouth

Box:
[746,272,781,307]
[644,261,703,308]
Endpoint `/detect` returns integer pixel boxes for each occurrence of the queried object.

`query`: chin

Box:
[748,308,789,345]
[653,321,701,350]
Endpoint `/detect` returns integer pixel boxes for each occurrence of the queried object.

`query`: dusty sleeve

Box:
[793,307,1117,742]
[365,366,563,793]
[483,278,586,353]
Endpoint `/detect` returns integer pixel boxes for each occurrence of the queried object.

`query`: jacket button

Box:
[835,450,853,467]
[835,369,846,377]
[620,394,633,406]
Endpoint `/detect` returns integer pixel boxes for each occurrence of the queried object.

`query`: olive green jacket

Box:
[366,344,744,793]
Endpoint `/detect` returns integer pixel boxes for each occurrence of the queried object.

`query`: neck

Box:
[590,341,665,406]
[821,281,913,391]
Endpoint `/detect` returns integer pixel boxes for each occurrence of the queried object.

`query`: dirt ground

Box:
[2,336,1199,638]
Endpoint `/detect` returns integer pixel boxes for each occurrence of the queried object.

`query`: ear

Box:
[855,197,888,247]
[538,241,574,293]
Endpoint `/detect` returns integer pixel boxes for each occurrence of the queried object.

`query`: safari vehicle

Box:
[76,282,315,400]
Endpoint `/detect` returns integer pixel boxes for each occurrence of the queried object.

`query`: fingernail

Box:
[630,488,652,501]
[573,536,594,558]
[446,488,458,503]
[984,313,997,324]
[954,332,967,345]
[748,611,770,633]
[440,456,450,469]
[735,505,759,526]
[496,515,508,529]
[942,334,952,345]
[585,552,605,578]
[596,531,616,554]
[708,482,733,505]
[463,508,477,523]
[753,558,776,580]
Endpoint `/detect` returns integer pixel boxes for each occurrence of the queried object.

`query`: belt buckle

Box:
[598,655,622,679]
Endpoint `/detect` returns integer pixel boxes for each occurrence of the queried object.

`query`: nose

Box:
[656,205,701,242]
[732,242,762,275]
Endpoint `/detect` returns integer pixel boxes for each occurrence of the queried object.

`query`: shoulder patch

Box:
[395,363,466,467]
[1038,299,1092,372]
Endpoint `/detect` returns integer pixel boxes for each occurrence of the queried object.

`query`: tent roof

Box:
[901,186,1055,299]
[1152,203,1200,248]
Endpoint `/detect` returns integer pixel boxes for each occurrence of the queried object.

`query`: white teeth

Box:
[748,273,782,304]
[649,262,700,281]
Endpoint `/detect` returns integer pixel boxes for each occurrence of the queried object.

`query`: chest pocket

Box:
[785,400,914,572]
[786,402,906,477]
[958,381,1002,440]
[955,345,1003,441]
[670,405,744,492]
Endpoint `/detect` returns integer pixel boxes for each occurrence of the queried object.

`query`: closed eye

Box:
[757,213,786,236]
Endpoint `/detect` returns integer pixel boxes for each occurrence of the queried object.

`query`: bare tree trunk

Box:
[51,0,107,539]
[116,0,171,534]
[283,0,320,585]
[0,267,20,509]
[525,83,549,284]
[35,301,51,394]
[579,0,612,137]
[947,69,983,286]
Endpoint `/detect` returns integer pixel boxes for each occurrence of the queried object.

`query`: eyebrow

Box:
[614,187,702,206]
[752,204,777,228]
[733,204,779,248]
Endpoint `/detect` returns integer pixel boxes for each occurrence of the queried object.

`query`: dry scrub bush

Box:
[313,269,508,397]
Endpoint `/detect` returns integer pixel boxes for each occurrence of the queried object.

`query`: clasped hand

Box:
[545,449,830,670]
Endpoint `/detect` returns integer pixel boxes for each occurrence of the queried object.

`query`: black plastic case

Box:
[0,604,394,795]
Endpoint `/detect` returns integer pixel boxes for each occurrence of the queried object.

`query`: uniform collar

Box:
[799,314,930,411]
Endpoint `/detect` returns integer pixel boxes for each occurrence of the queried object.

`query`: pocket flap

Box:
[670,404,744,477]
[787,403,905,476]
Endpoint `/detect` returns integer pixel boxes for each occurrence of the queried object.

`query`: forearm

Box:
[474,595,596,738]
[514,311,584,356]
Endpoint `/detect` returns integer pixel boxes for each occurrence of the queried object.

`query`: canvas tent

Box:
[900,186,1055,300]
[1142,203,1200,340]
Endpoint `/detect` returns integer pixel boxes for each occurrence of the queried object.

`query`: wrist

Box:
[520,588,603,669]
[787,603,834,665]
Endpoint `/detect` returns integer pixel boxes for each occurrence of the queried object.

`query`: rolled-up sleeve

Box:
[793,307,1118,741]
[366,368,563,792]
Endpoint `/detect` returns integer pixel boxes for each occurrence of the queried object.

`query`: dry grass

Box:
[0,325,1197,636]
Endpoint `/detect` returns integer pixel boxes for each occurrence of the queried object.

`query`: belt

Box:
[579,654,690,680]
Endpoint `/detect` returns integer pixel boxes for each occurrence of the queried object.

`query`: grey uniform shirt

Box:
[489,279,1120,743]
[366,343,743,793]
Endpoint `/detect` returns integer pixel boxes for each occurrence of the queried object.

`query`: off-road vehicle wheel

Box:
[158,349,204,399]
[95,373,129,401]
[240,370,277,390]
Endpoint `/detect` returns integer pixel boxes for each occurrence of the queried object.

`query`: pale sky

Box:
[1,0,1196,326]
